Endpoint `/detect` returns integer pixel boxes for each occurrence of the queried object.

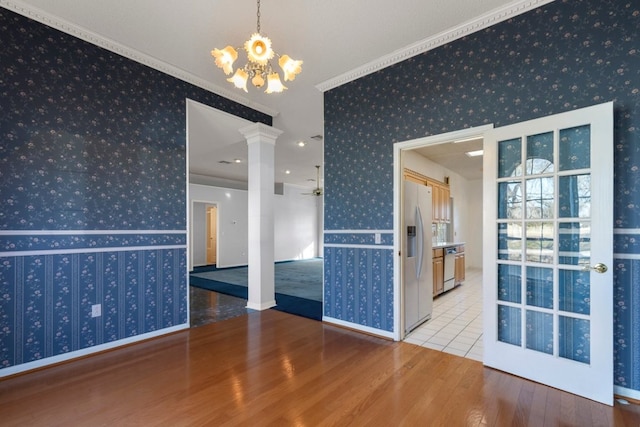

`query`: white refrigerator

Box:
[403,181,433,334]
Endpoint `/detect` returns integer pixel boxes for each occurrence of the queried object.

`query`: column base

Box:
[246,300,277,311]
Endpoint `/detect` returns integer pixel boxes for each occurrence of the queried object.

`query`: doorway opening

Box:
[186,98,256,327]
[394,125,492,361]
[394,103,614,404]
[206,205,218,266]
[185,99,324,326]
[190,201,221,270]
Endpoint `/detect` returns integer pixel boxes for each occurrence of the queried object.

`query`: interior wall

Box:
[189,183,318,270]
[466,180,483,269]
[273,187,320,261]
[190,184,249,269]
[323,0,640,392]
[0,7,271,375]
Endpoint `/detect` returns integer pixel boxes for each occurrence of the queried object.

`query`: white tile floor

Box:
[405,268,483,361]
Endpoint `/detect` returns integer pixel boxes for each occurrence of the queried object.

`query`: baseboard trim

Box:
[614,385,640,403]
[0,324,189,379]
[322,316,395,340]
[247,300,277,311]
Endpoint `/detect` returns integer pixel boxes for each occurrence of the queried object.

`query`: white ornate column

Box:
[239,123,282,310]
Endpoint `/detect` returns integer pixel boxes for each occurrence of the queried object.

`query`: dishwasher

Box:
[443,246,456,292]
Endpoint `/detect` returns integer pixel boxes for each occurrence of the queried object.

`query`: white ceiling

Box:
[10,0,521,188]
[414,138,485,181]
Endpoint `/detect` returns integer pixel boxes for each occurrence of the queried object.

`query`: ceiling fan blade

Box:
[301,165,323,195]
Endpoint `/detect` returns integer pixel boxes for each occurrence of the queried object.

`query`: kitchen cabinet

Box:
[432,185,443,222]
[432,248,444,296]
[454,245,465,285]
[441,185,451,222]
[429,182,450,223]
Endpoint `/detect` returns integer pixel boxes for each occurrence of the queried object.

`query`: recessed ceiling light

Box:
[466,150,484,157]
[285,170,291,174]
[297,141,306,147]
[234,159,242,163]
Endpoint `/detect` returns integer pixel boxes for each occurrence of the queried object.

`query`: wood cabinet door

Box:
[431,185,440,222]
[454,253,465,284]
[442,187,451,223]
[437,186,444,223]
[433,256,444,296]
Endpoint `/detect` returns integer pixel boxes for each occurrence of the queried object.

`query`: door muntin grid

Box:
[496,125,592,364]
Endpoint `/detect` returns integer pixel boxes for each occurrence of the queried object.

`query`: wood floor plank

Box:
[1,309,639,426]
[526,381,549,426]
[355,348,457,425]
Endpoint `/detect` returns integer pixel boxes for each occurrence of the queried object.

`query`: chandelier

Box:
[211,0,303,94]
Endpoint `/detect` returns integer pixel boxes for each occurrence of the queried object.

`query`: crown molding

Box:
[316,0,556,92]
[0,0,279,118]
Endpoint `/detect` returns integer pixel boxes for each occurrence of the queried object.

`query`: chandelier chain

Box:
[256,0,261,33]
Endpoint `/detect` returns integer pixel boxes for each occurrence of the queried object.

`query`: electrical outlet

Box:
[375,233,381,244]
[91,304,102,318]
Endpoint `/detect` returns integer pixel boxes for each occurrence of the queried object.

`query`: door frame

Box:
[393,124,493,340]
[189,199,220,271]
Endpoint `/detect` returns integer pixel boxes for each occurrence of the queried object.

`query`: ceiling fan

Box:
[302,165,323,196]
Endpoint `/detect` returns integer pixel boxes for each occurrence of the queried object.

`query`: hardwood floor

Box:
[1,310,639,426]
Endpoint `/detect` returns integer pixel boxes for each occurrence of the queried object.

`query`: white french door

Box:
[483,102,614,405]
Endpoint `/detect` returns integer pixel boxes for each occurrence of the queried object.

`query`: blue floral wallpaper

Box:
[324,244,393,331]
[0,8,270,371]
[324,0,640,390]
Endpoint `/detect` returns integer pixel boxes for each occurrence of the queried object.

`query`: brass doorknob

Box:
[583,263,608,274]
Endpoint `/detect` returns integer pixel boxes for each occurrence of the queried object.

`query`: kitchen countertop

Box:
[432,241,465,249]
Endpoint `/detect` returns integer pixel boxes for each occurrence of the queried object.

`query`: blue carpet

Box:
[189,259,322,321]
[191,259,322,301]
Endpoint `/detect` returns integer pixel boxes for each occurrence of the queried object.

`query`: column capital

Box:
[239,123,283,146]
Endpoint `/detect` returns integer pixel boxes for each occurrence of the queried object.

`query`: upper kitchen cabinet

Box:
[404,169,451,223]
[432,182,451,223]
